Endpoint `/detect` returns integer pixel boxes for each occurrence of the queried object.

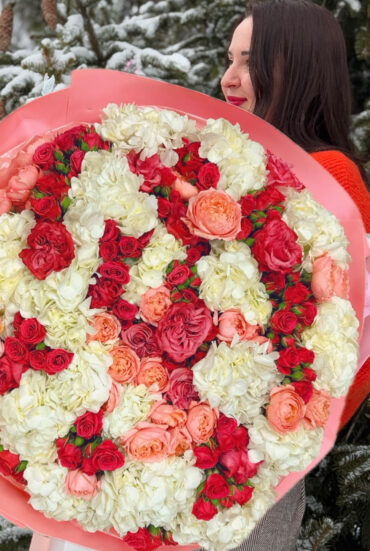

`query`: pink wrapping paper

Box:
[0,69,367,551]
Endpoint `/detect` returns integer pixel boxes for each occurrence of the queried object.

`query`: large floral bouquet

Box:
[0,103,359,551]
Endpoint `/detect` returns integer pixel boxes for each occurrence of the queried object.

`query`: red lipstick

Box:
[226,96,247,107]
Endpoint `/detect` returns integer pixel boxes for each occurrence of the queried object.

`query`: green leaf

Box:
[35,341,46,350]
[245,237,255,247]
[15,460,28,473]
[54,150,64,162]
[56,162,69,174]
[74,437,85,446]
[33,190,45,199]
[62,196,71,211]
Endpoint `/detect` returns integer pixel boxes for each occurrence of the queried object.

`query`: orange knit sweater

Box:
[311,150,370,428]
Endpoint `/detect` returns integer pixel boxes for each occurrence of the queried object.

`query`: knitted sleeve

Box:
[311,150,370,232]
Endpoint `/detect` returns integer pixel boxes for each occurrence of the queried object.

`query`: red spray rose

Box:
[30,196,62,220]
[90,440,125,472]
[100,219,120,242]
[196,162,220,190]
[88,278,123,308]
[204,473,230,500]
[252,218,302,273]
[98,261,130,284]
[167,263,192,286]
[45,349,74,375]
[284,283,310,304]
[33,142,55,169]
[35,173,68,199]
[4,337,29,364]
[57,443,83,470]
[75,410,103,439]
[29,349,48,371]
[192,496,218,521]
[277,347,300,373]
[292,381,314,403]
[0,355,24,395]
[0,450,20,476]
[99,240,119,261]
[119,236,142,258]
[113,299,139,321]
[231,484,254,505]
[270,310,298,334]
[156,302,212,362]
[239,194,257,216]
[266,150,304,191]
[70,150,85,173]
[193,445,220,469]
[15,317,46,345]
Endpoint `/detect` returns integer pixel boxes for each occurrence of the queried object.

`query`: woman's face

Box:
[221,17,256,113]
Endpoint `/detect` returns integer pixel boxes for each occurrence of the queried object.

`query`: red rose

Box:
[157,197,172,219]
[70,150,85,173]
[192,496,218,521]
[175,141,203,176]
[270,310,298,334]
[193,445,220,469]
[266,150,305,191]
[298,301,317,326]
[121,323,161,358]
[216,413,237,437]
[231,484,254,505]
[29,349,48,371]
[57,442,82,469]
[127,152,162,192]
[219,449,260,484]
[167,263,192,286]
[239,194,257,216]
[20,221,75,280]
[277,347,300,373]
[220,496,234,508]
[15,317,46,345]
[75,410,103,439]
[119,236,142,258]
[204,473,230,500]
[100,219,120,242]
[113,299,139,321]
[252,219,302,273]
[266,209,282,221]
[256,187,285,210]
[123,528,154,551]
[33,142,55,169]
[137,229,154,249]
[12,312,25,331]
[99,240,119,261]
[83,131,104,150]
[0,449,20,476]
[4,337,29,364]
[162,356,186,373]
[284,283,310,304]
[156,302,213,362]
[0,355,24,394]
[186,247,201,265]
[90,440,125,472]
[196,162,220,190]
[30,196,62,220]
[35,173,68,199]
[98,261,130,284]
[297,347,315,364]
[166,203,199,246]
[303,367,317,381]
[179,288,198,303]
[166,367,199,409]
[292,381,314,403]
[45,348,74,375]
[233,426,249,449]
[54,129,78,150]
[160,166,177,187]
[88,278,123,308]
[236,217,253,240]
[262,271,286,293]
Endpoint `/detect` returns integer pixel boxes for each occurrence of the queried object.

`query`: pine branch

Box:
[75,0,103,63]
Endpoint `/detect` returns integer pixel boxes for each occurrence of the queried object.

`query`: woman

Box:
[216,1,369,550]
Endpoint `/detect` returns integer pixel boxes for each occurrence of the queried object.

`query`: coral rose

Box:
[0,190,11,214]
[217,309,260,343]
[303,388,331,429]
[150,400,187,428]
[140,285,171,326]
[266,385,306,434]
[137,357,169,393]
[186,402,218,444]
[87,312,121,343]
[7,166,39,207]
[108,344,140,384]
[168,426,192,456]
[184,189,241,240]
[121,422,171,462]
[65,470,101,500]
[172,173,199,200]
[102,380,122,413]
[311,255,349,303]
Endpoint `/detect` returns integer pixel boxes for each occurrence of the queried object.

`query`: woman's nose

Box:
[221,66,240,90]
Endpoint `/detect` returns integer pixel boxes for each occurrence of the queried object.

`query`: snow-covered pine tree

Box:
[0,0,245,116]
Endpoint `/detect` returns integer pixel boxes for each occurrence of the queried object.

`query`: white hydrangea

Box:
[0,370,75,463]
[103,384,156,439]
[0,210,35,309]
[95,103,198,163]
[196,240,271,326]
[301,297,359,396]
[199,118,267,200]
[282,188,350,271]
[109,453,203,536]
[248,414,323,477]
[193,340,281,425]
[124,222,186,299]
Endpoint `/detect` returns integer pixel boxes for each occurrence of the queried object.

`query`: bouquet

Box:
[0,97,360,551]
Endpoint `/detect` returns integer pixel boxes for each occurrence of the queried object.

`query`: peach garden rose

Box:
[217,309,261,343]
[120,421,171,462]
[266,385,306,434]
[184,189,241,240]
[108,343,140,384]
[303,388,331,429]
[186,402,218,444]
[140,285,172,326]
[311,255,349,303]
[137,357,169,393]
[87,312,121,343]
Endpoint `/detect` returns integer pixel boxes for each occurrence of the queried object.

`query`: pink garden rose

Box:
[137,357,169,393]
[186,402,218,444]
[0,190,11,214]
[172,174,199,200]
[266,385,306,434]
[102,380,122,413]
[140,285,172,326]
[184,190,241,240]
[65,470,101,500]
[303,388,331,429]
[150,400,187,428]
[168,426,192,456]
[6,165,39,207]
[87,312,121,343]
[167,367,199,409]
[108,344,140,384]
[121,422,171,462]
[311,255,349,303]
[217,309,260,343]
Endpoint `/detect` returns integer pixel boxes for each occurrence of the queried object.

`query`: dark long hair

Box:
[247,0,353,154]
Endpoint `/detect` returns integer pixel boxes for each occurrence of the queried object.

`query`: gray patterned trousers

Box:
[197,479,305,551]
